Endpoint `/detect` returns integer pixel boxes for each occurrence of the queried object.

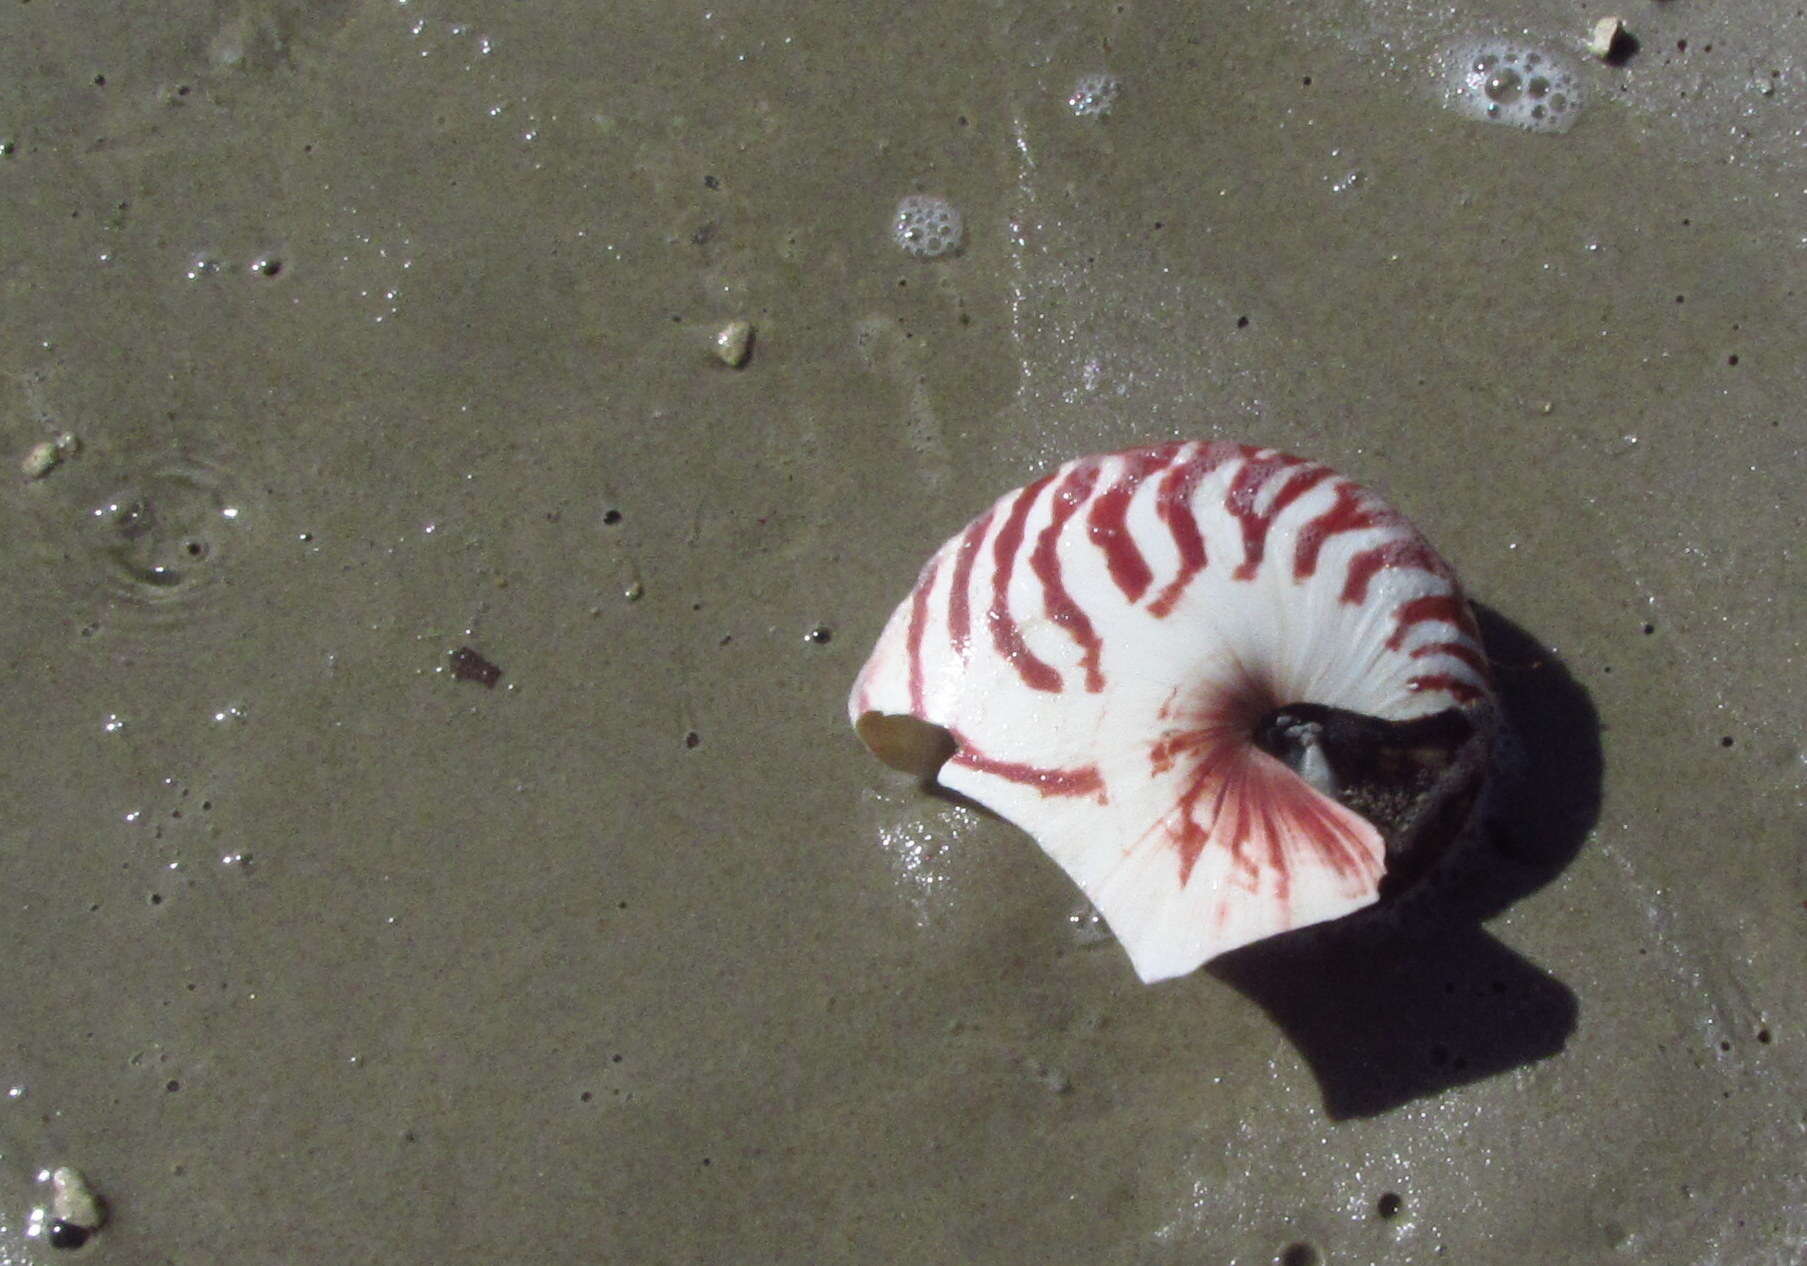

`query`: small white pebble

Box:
[50,1166,104,1230]
[21,433,80,479]
[1588,16,1626,59]
[713,319,753,368]
[21,441,60,478]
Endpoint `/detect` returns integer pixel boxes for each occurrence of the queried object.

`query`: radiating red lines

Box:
[1149,725,1375,893]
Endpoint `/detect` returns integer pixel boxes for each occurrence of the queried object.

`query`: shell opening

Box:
[1253,700,1495,892]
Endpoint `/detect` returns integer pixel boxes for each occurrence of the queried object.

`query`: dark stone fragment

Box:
[449,645,503,688]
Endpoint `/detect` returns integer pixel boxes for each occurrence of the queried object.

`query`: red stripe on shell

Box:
[1387,593,1472,650]
[905,558,939,713]
[1405,673,1485,703]
[1227,455,1331,581]
[946,509,993,656]
[947,728,1106,800]
[988,475,1063,692]
[1032,462,1108,693]
[1086,445,1181,603]
[1293,481,1381,580]
[1343,537,1449,606]
[1147,444,1236,617]
[1409,639,1489,677]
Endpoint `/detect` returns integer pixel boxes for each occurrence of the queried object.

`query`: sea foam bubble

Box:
[1067,73,1122,117]
[893,195,963,259]
[1440,39,1583,134]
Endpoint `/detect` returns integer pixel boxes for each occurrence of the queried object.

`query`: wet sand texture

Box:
[0,0,1801,1262]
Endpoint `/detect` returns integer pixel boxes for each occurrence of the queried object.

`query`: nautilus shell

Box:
[849,441,1496,983]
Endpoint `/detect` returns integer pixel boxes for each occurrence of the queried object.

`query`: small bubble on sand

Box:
[1439,39,1584,133]
[1067,72,1121,117]
[893,195,963,258]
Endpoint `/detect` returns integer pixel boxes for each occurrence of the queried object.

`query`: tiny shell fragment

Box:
[714,319,753,368]
[21,433,78,479]
[21,441,60,478]
[1588,17,1626,59]
[50,1166,105,1230]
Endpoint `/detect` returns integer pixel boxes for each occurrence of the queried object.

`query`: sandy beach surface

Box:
[0,0,1801,1262]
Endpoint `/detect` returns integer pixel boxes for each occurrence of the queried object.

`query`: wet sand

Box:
[0,0,1801,1261]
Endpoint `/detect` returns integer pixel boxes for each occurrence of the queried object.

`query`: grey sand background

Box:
[1,0,1803,1262]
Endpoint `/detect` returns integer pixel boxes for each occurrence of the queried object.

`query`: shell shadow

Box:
[1208,603,1601,1119]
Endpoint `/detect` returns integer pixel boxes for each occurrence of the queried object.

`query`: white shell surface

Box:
[849,441,1492,983]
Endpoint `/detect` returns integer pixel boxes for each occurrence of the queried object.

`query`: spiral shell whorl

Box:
[850,441,1492,982]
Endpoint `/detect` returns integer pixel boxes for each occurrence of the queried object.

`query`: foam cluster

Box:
[1067,73,1121,117]
[893,195,963,258]
[1441,40,1583,133]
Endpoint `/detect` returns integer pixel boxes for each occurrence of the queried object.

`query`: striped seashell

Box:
[849,441,1496,983]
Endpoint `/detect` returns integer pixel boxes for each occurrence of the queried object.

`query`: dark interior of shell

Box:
[1253,700,1497,898]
